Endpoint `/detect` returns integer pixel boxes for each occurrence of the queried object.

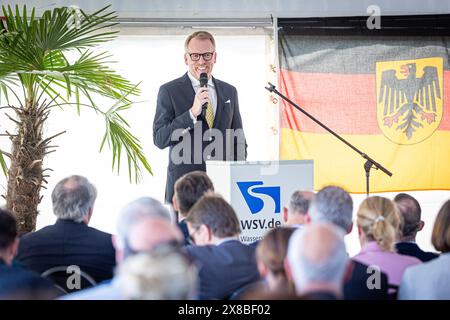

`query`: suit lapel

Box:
[179,72,195,110]
[212,76,224,129]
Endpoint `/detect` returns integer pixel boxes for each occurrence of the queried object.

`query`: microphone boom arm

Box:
[265,82,392,196]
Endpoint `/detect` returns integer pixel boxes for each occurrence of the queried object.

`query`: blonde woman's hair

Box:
[357,196,400,252]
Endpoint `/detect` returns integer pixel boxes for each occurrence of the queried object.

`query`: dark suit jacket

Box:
[0,259,59,299]
[396,242,439,262]
[153,73,247,203]
[186,240,260,300]
[16,219,116,293]
[177,220,190,246]
[343,260,389,300]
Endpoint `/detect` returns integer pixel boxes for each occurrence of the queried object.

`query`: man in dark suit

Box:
[16,175,116,294]
[173,171,214,245]
[0,208,58,299]
[394,193,439,262]
[309,186,389,299]
[185,194,260,300]
[62,197,183,300]
[153,31,247,204]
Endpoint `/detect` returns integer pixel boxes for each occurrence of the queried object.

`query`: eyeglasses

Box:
[187,52,214,61]
[188,227,201,245]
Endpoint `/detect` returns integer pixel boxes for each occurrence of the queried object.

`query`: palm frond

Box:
[0,150,8,176]
[100,85,151,182]
[0,4,152,182]
[101,113,152,183]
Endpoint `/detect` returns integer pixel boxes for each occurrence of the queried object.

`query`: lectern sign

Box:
[236,181,281,214]
[206,160,314,244]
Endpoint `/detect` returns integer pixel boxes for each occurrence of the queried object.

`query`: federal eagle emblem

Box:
[376,57,443,145]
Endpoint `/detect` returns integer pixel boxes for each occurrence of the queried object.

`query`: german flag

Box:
[279,34,450,192]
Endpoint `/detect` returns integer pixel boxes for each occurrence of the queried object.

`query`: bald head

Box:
[128,218,183,253]
[287,223,348,295]
[394,193,422,241]
[302,224,340,264]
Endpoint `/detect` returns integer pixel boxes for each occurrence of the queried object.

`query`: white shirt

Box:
[187,71,217,124]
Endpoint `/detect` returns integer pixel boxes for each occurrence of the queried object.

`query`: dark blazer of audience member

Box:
[173,171,214,245]
[399,199,450,299]
[309,186,389,300]
[185,194,260,299]
[0,208,57,299]
[394,193,439,262]
[283,191,314,228]
[16,175,116,293]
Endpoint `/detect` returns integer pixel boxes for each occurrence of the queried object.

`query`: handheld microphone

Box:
[199,72,208,118]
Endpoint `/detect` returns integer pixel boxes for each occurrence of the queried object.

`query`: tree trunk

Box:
[6,102,48,235]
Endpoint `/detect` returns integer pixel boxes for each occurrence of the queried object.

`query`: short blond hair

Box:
[184,31,216,52]
[357,196,400,252]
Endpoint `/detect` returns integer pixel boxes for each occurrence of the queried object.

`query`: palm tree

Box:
[0,5,152,234]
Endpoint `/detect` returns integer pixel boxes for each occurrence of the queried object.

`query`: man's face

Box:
[184,37,216,80]
[187,222,209,246]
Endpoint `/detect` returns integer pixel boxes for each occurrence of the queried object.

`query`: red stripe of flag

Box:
[280,69,450,134]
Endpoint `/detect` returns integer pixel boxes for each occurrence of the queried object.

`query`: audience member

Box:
[173,171,214,245]
[117,247,197,300]
[63,197,182,299]
[286,223,349,300]
[399,199,450,299]
[0,208,58,299]
[256,227,295,294]
[283,191,314,228]
[394,193,439,262]
[353,196,421,289]
[16,175,115,293]
[185,194,260,299]
[309,186,389,300]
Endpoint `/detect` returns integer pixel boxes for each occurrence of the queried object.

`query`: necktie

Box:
[205,102,214,128]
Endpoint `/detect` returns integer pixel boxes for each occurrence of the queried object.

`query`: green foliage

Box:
[0,4,152,182]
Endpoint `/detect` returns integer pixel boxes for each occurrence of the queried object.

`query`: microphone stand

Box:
[265,82,392,197]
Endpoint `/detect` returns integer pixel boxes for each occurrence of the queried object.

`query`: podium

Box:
[206,160,314,244]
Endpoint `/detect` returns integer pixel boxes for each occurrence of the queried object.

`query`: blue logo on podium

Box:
[236,181,280,214]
